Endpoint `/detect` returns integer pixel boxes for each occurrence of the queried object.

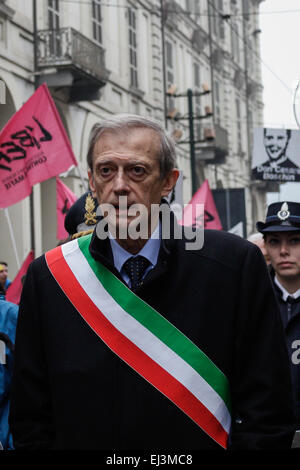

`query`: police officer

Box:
[257,201,300,434]
[64,190,98,239]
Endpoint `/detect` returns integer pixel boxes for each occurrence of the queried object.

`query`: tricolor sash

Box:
[45,234,231,448]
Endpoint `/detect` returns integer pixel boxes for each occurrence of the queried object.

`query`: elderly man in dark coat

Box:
[9,115,295,450]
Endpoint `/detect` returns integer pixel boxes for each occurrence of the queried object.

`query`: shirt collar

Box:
[274,276,300,301]
[269,155,287,168]
[109,222,161,273]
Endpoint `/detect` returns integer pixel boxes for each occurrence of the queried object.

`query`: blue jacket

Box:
[0,300,18,449]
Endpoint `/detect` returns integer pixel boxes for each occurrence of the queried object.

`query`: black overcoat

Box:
[9,223,295,450]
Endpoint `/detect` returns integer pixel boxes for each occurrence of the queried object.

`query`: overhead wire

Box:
[58,0,295,98]
[207,0,295,97]
[58,0,300,18]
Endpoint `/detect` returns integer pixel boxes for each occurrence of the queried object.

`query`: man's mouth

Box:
[111,204,140,220]
[269,148,281,155]
[278,262,293,269]
[113,203,132,211]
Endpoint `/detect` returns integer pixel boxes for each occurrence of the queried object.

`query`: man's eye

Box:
[131,166,145,176]
[290,237,300,244]
[99,167,112,176]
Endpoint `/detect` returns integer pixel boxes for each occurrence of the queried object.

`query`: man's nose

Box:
[113,169,130,194]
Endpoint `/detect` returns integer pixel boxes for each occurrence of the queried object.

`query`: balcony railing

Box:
[37,27,109,83]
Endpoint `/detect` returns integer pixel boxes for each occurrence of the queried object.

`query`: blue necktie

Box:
[123,256,150,291]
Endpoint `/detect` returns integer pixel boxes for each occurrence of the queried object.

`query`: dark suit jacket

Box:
[9,219,295,450]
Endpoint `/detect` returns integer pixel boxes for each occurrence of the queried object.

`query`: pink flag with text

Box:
[0,83,77,208]
[56,177,77,240]
[179,179,222,230]
[6,250,34,305]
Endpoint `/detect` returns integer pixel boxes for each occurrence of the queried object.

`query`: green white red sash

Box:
[45,234,231,448]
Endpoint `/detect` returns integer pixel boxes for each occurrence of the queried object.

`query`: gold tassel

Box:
[84,194,97,226]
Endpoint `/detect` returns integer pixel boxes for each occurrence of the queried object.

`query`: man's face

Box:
[0,264,8,288]
[265,232,300,282]
[263,129,289,162]
[88,128,178,238]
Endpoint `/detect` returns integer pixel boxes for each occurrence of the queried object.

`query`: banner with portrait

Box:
[251,127,300,182]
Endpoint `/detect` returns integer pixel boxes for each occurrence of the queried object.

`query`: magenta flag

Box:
[179,179,222,230]
[6,250,34,305]
[0,83,77,208]
[56,177,77,240]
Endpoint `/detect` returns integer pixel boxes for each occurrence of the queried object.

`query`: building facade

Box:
[0,0,267,278]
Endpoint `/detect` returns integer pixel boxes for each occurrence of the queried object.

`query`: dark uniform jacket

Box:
[271,270,300,429]
[9,220,295,450]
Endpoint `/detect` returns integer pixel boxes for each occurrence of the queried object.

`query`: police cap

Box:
[64,191,98,236]
[256,201,300,233]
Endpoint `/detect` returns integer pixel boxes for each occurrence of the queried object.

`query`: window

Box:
[48,0,60,56]
[0,19,5,43]
[0,79,5,105]
[193,62,202,140]
[131,99,139,114]
[214,79,221,125]
[186,0,200,17]
[128,7,138,88]
[248,109,253,153]
[48,0,59,29]
[211,0,224,40]
[242,0,250,20]
[246,36,255,76]
[194,62,200,88]
[92,0,102,44]
[236,98,242,151]
[231,21,240,63]
[165,39,175,111]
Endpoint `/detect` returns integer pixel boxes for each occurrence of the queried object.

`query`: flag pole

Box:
[30,0,38,255]
[3,208,21,269]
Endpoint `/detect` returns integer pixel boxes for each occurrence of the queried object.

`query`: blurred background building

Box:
[0,0,267,278]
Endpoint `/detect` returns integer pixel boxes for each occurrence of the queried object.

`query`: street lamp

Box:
[166,86,214,195]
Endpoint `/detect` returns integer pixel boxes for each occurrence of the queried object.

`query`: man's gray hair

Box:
[87,114,177,177]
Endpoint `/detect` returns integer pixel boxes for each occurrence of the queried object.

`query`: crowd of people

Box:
[0,114,299,451]
[0,262,18,449]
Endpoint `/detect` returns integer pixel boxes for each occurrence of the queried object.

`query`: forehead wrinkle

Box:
[93,154,159,168]
[94,129,161,157]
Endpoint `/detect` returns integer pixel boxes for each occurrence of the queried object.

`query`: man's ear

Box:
[88,169,97,198]
[161,169,180,198]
